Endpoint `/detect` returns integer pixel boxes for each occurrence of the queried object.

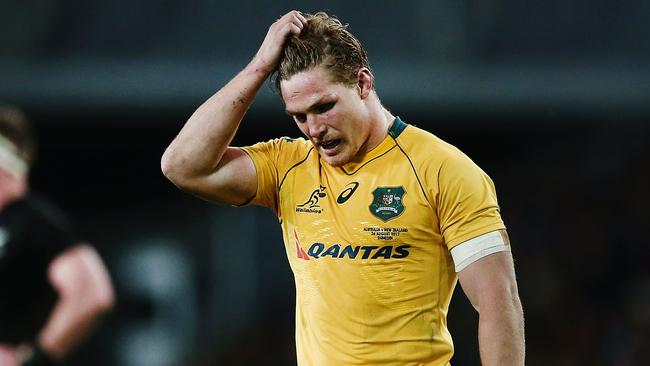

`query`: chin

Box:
[320,152,350,167]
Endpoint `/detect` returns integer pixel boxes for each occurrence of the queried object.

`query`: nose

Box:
[307,115,327,138]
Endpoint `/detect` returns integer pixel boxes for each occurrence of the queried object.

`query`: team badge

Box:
[369,186,405,221]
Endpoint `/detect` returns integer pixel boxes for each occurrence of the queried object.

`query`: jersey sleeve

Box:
[239,139,282,212]
[436,152,506,250]
[240,137,310,215]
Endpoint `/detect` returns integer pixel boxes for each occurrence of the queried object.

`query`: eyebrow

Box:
[285,96,336,116]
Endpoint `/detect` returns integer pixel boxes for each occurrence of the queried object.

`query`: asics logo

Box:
[336,182,359,204]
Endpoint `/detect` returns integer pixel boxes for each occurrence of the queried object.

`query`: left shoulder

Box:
[1,193,77,254]
[392,118,476,172]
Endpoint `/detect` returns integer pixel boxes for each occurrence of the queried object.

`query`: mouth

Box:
[318,139,341,155]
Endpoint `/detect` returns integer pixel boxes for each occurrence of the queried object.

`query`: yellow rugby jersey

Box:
[241,117,505,366]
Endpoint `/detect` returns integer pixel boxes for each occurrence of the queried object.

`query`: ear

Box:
[356,68,374,99]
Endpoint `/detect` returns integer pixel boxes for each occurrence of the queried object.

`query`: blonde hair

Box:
[273,12,370,92]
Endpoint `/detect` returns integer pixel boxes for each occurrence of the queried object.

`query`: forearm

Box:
[477,293,525,366]
[161,60,269,182]
[162,11,307,186]
[36,294,109,359]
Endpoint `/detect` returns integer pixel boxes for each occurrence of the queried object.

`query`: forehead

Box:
[281,67,342,111]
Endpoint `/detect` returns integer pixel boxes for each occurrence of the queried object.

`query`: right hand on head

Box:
[252,10,308,75]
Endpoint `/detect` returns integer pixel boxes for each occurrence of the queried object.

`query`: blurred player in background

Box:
[0,107,115,365]
[162,11,524,365]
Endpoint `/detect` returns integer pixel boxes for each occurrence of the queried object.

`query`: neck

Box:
[362,94,394,153]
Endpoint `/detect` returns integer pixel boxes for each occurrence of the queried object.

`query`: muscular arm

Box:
[37,244,115,360]
[161,11,307,205]
[458,249,525,366]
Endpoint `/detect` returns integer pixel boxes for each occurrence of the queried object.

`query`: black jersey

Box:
[0,194,77,344]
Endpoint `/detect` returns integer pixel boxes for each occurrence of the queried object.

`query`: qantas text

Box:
[307,243,411,259]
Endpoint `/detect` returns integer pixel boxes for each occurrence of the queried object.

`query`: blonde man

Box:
[163,11,524,366]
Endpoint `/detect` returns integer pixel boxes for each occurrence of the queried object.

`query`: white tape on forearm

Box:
[450,230,510,272]
[0,134,28,178]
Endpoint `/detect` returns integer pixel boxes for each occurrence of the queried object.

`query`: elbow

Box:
[160,149,178,182]
[74,268,115,320]
[78,266,115,319]
[52,245,117,316]
[161,149,189,188]
[82,252,117,316]
[95,279,116,314]
[161,148,218,194]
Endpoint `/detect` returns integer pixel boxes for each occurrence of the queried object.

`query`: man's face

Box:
[281,66,371,167]
[0,168,27,206]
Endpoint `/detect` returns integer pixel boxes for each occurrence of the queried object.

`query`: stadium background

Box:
[1,1,649,365]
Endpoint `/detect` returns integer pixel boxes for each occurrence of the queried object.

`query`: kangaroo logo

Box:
[296,186,327,214]
[298,185,327,208]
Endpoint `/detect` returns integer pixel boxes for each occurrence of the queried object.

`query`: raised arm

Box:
[458,247,525,366]
[161,11,307,205]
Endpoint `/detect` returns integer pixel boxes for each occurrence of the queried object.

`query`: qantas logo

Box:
[294,230,310,260]
[336,182,359,204]
[306,243,410,260]
[294,231,410,261]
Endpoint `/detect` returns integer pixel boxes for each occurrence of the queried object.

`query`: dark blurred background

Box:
[1,1,649,365]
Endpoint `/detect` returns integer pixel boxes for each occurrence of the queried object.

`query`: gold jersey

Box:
[241,117,505,365]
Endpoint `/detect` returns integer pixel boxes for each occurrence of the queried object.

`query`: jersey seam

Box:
[339,145,398,175]
[278,147,315,192]
[393,137,434,211]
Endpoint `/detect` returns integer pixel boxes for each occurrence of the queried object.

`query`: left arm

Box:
[458,249,525,366]
[36,244,115,360]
